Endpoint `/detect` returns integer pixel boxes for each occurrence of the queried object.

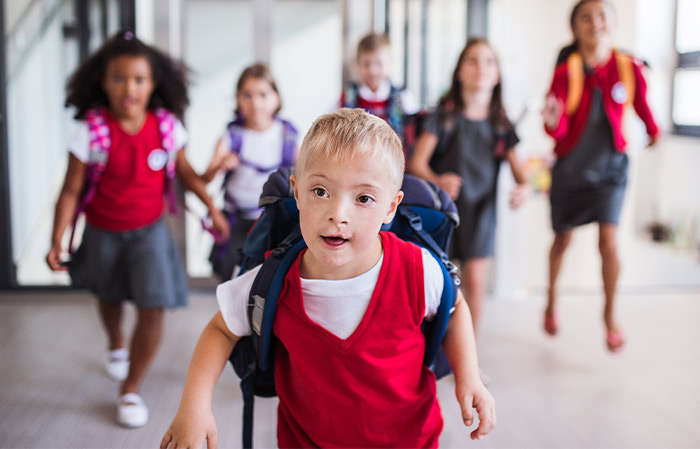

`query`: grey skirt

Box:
[69,218,187,308]
[450,192,497,261]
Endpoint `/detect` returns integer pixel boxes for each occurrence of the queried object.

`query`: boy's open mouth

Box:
[322,236,348,247]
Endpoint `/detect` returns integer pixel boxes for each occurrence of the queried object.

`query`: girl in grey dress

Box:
[410,38,530,338]
[542,0,660,352]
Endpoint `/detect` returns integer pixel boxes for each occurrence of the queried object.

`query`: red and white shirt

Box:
[68,111,187,231]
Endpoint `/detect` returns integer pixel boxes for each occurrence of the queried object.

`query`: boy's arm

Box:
[175,149,230,241]
[441,291,496,440]
[161,311,240,449]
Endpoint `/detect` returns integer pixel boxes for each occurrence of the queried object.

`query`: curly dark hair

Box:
[437,37,513,134]
[65,30,189,120]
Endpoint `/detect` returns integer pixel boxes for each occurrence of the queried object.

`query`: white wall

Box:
[8,5,79,285]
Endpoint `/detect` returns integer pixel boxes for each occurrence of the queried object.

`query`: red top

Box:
[85,112,168,231]
[340,91,393,121]
[273,232,443,448]
[546,51,659,157]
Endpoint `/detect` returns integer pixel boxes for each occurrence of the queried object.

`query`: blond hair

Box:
[296,108,404,192]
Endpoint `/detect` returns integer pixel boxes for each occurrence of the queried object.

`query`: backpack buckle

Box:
[444,260,461,286]
[407,214,423,232]
[252,295,265,336]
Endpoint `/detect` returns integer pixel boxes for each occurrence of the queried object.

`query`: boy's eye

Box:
[313,188,327,198]
[357,195,374,204]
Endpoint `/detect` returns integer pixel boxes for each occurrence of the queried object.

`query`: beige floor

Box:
[1,287,699,449]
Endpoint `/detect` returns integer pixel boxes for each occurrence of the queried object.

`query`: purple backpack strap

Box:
[68,107,110,254]
[227,118,245,156]
[154,108,179,214]
[279,119,298,168]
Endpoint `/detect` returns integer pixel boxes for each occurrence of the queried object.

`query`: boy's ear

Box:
[382,190,404,224]
[290,174,299,203]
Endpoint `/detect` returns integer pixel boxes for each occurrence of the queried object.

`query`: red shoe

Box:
[606,329,626,353]
[543,311,558,336]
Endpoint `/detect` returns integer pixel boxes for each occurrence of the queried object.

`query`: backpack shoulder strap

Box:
[68,107,111,254]
[154,108,180,214]
[565,51,585,116]
[386,84,405,136]
[279,119,298,168]
[234,229,305,449]
[227,118,245,156]
[248,228,306,370]
[613,49,635,107]
[343,82,359,108]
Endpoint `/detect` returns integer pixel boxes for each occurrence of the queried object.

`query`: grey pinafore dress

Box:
[424,111,518,261]
[550,87,628,233]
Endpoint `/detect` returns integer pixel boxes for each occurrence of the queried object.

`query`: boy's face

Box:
[291,152,403,280]
[102,55,154,122]
[357,47,392,93]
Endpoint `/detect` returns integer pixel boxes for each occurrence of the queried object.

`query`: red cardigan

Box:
[546,51,659,157]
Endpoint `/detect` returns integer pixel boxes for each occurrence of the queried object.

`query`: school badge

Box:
[148,148,168,171]
[611,81,628,104]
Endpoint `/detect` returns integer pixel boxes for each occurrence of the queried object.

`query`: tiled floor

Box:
[1,286,699,448]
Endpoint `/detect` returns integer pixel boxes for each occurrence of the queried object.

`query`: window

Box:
[673,0,700,135]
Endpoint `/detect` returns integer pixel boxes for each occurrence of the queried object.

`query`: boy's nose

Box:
[327,199,350,225]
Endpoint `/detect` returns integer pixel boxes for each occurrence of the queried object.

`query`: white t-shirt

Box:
[223,121,291,218]
[217,247,444,340]
[357,79,420,115]
[67,117,188,162]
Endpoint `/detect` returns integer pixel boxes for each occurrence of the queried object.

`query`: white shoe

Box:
[104,348,130,381]
[117,393,148,428]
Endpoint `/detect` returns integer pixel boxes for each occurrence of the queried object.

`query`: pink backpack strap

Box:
[68,107,111,254]
[154,108,179,214]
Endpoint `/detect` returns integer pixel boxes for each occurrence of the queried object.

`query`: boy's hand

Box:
[160,406,218,449]
[456,379,496,440]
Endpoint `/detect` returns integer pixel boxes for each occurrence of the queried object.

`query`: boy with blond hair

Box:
[161,108,495,448]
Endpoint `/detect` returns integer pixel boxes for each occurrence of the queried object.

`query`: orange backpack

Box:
[565,49,635,115]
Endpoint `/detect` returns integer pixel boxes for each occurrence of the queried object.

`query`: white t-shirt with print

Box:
[222,121,291,218]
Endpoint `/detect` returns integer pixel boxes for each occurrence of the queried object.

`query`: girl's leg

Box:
[120,307,165,396]
[461,258,487,337]
[546,230,573,333]
[98,301,125,350]
[599,223,621,332]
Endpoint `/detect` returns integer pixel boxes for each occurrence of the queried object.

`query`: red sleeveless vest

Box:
[273,232,443,448]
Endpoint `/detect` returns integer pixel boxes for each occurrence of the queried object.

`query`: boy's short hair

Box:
[296,108,404,192]
[356,33,391,58]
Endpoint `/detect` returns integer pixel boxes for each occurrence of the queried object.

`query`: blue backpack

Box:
[229,167,460,448]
